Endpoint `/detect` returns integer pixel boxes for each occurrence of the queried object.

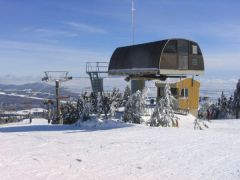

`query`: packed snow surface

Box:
[1,116,240,180]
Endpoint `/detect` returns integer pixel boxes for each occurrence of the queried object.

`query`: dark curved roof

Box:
[108,38,204,76]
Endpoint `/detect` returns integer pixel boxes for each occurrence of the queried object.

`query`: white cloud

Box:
[21,27,79,39]
[204,52,240,70]
[22,21,108,38]
[197,23,240,42]
[0,40,110,76]
[0,39,109,59]
[33,28,79,37]
[65,22,107,34]
[0,75,40,85]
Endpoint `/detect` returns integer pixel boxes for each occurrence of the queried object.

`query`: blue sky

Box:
[0,0,239,83]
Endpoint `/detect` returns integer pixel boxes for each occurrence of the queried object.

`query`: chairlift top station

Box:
[85,38,205,94]
[108,38,204,79]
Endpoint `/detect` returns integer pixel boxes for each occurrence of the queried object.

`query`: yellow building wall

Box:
[176,78,200,112]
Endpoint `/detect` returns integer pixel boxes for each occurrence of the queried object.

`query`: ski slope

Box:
[0,117,240,180]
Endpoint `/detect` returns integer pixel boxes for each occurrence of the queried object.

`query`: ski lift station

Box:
[108,38,205,116]
[109,38,204,78]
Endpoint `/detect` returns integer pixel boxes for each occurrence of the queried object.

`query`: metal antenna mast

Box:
[130,0,145,94]
[131,0,136,45]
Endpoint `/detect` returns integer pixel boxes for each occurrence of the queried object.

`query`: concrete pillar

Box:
[131,80,145,94]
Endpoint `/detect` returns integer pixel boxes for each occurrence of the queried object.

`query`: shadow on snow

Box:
[0,122,133,133]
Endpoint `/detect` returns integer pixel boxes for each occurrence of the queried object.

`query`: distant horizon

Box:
[0,75,238,99]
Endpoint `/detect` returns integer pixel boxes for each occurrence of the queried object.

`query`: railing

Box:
[86,62,109,73]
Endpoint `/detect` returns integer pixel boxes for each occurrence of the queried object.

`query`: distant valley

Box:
[0,83,79,111]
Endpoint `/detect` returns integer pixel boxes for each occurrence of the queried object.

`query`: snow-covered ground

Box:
[16,108,47,115]
[0,91,42,99]
[1,116,240,180]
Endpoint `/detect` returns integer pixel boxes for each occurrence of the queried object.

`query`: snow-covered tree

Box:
[96,93,103,118]
[81,98,92,121]
[233,79,240,119]
[123,85,131,106]
[198,102,210,119]
[149,84,179,127]
[102,94,110,119]
[123,90,145,124]
[61,102,80,124]
[89,92,98,114]
[217,91,229,118]
[112,88,123,106]
[109,88,123,118]
[227,95,234,113]
[199,90,237,120]
[109,101,117,118]
[77,98,84,117]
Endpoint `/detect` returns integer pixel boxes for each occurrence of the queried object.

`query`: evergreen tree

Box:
[97,93,103,118]
[123,90,145,124]
[233,79,240,119]
[123,85,131,106]
[109,88,123,118]
[216,91,236,119]
[77,98,84,117]
[61,102,79,124]
[149,84,179,127]
[227,95,234,117]
[209,103,219,120]
[102,94,110,119]
[141,87,149,115]
[89,92,98,114]
[217,91,228,118]
[112,88,123,106]
[109,101,117,118]
[81,98,91,121]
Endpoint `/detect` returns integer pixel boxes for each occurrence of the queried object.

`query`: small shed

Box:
[108,39,204,78]
[155,78,200,116]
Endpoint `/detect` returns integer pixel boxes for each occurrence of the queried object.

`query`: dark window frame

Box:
[178,40,189,54]
[164,40,177,53]
[180,88,189,98]
[192,58,198,66]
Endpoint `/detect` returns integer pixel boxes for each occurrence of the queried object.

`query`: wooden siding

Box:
[176,78,200,111]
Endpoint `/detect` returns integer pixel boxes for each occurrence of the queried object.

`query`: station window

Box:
[178,55,188,70]
[192,45,198,54]
[178,40,189,54]
[164,40,177,53]
[180,88,188,98]
[192,58,198,66]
